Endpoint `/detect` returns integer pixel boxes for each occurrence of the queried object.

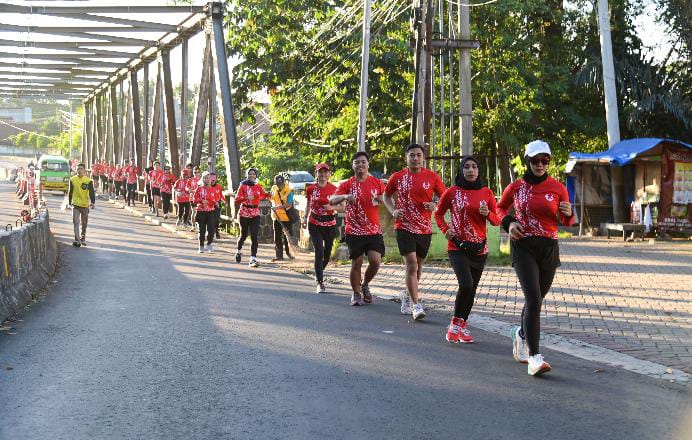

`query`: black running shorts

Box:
[344,234,385,260]
[395,229,432,258]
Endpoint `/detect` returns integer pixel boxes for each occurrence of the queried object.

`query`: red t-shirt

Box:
[193,186,217,212]
[385,168,446,234]
[497,176,575,240]
[435,186,501,253]
[210,184,224,205]
[107,165,116,178]
[336,175,386,235]
[174,177,191,202]
[158,172,175,193]
[235,182,268,218]
[149,169,163,189]
[187,178,199,199]
[114,167,125,182]
[125,165,139,184]
[306,182,337,227]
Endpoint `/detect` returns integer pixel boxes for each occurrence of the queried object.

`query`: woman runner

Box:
[188,167,202,231]
[209,173,224,239]
[497,140,575,376]
[434,156,500,344]
[303,163,337,294]
[159,165,175,220]
[234,168,268,267]
[174,169,192,228]
[193,171,217,253]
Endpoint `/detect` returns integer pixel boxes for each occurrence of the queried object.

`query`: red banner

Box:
[658,145,692,233]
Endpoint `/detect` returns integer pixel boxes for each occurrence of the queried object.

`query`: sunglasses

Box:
[530,156,550,166]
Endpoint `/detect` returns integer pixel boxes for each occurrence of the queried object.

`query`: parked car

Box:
[35,154,70,193]
[286,171,315,193]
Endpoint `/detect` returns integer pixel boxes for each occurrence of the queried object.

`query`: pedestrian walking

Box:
[383,143,446,320]
[234,168,268,267]
[270,174,295,262]
[174,169,192,228]
[148,161,163,216]
[159,165,175,219]
[304,163,338,294]
[193,171,217,253]
[68,163,96,247]
[329,151,386,306]
[497,140,575,376]
[434,156,500,343]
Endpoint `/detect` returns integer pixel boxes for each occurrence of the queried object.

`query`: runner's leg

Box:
[273,219,284,259]
[309,224,325,282]
[350,255,364,294]
[249,216,260,257]
[363,249,381,286]
[514,255,543,356]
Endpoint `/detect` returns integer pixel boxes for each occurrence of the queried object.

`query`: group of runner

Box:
[90,159,139,205]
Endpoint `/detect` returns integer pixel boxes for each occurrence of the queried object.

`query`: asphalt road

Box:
[0,191,690,440]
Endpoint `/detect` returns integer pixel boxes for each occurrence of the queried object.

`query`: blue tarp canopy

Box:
[568,138,692,168]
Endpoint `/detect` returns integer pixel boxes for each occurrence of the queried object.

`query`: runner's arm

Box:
[88,181,96,205]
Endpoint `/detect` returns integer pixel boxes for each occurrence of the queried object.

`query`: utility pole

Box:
[356,0,373,152]
[597,0,625,222]
[458,1,472,156]
[422,0,433,154]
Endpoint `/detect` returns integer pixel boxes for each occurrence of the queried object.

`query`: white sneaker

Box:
[206,244,213,253]
[400,290,413,315]
[198,245,204,254]
[527,354,551,376]
[249,258,259,268]
[316,282,326,294]
[412,303,426,321]
[511,326,529,364]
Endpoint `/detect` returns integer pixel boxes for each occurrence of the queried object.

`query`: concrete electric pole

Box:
[356,0,373,153]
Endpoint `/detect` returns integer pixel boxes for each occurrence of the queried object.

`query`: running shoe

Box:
[72,240,81,247]
[412,303,426,320]
[511,326,529,363]
[446,317,463,343]
[198,245,204,254]
[361,284,373,304]
[164,214,169,220]
[206,244,213,253]
[527,354,551,376]
[350,292,364,306]
[400,290,413,315]
[235,251,241,263]
[316,282,326,294]
[249,258,259,268]
[80,238,87,247]
[458,319,474,343]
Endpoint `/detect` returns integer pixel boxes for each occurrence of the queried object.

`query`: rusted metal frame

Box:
[208,59,216,173]
[0,75,104,83]
[161,51,180,177]
[189,35,211,167]
[0,39,139,57]
[0,53,130,60]
[95,95,104,162]
[0,23,157,46]
[148,66,162,164]
[143,64,149,166]
[180,38,188,168]
[0,4,206,14]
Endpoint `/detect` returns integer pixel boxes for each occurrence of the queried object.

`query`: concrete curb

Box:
[0,210,57,322]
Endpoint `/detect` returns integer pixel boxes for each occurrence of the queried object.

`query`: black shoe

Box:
[235,251,241,263]
[80,238,86,247]
[72,240,81,247]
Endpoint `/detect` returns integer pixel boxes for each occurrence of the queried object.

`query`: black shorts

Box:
[396,229,432,258]
[344,234,385,260]
[151,187,161,197]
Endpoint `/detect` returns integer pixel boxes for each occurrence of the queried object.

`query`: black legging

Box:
[161,192,172,214]
[511,237,559,356]
[309,223,334,283]
[126,183,136,204]
[273,219,293,259]
[196,211,215,246]
[237,215,260,257]
[448,250,486,320]
[178,201,191,224]
[214,206,222,237]
[145,184,153,208]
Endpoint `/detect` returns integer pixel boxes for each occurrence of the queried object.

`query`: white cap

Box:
[525,140,551,158]
[199,170,210,185]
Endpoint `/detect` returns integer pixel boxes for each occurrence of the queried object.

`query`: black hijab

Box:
[455,156,485,190]
[522,156,549,185]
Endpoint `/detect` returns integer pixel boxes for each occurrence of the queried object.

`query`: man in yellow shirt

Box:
[68,163,96,247]
[270,174,295,261]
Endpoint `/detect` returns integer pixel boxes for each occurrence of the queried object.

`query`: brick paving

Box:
[104,194,692,376]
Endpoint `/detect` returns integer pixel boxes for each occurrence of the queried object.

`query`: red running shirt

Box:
[496,176,575,240]
[158,172,175,193]
[149,169,163,188]
[174,177,191,202]
[194,186,217,212]
[336,175,386,235]
[210,184,224,205]
[235,182,268,218]
[125,166,139,184]
[114,167,125,182]
[385,168,446,234]
[306,182,337,227]
[434,186,501,253]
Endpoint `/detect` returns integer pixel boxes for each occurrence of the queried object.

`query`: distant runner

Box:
[304,163,337,294]
[234,168,268,267]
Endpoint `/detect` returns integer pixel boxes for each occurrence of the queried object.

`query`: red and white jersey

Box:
[125,165,139,184]
[210,184,224,206]
[336,175,386,235]
[193,186,217,212]
[158,172,175,193]
[435,186,501,253]
[114,167,125,182]
[187,178,200,200]
[385,168,446,234]
[306,182,337,227]
[174,177,191,203]
[149,169,163,188]
[235,182,268,218]
[497,176,575,240]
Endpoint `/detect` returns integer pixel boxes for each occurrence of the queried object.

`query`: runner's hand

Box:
[423,202,436,212]
[479,202,489,217]
[391,209,403,219]
[559,201,572,216]
[89,204,95,210]
[509,222,525,240]
[444,229,456,240]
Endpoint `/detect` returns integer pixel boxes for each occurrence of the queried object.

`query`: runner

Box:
[434,156,500,343]
[90,161,101,194]
[148,161,163,216]
[497,140,575,376]
[209,173,224,240]
[383,143,446,320]
[174,168,192,228]
[329,151,386,306]
[114,162,126,199]
[159,165,175,220]
[193,171,217,253]
[188,167,202,231]
[234,168,268,267]
[125,158,139,206]
[304,163,338,294]
[143,161,154,212]
[67,163,96,247]
[106,161,116,197]
[269,174,295,262]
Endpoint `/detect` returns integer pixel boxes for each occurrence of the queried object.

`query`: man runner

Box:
[330,151,386,306]
[383,143,445,320]
[68,163,96,247]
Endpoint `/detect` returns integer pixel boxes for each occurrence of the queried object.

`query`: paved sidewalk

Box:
[106,195,692,377]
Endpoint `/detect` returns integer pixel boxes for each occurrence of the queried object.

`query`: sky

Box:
[0,0,674,103]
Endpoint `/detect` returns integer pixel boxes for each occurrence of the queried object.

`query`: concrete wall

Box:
[0,210,57,322]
